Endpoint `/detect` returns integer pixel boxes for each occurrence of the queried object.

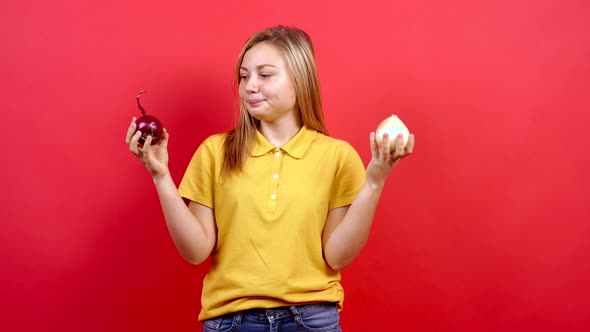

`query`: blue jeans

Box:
[203,302,342,332]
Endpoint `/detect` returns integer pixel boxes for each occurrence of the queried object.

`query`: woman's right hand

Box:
[125,117,170,178]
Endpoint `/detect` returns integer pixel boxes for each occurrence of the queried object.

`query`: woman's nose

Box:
[245,77,259,93]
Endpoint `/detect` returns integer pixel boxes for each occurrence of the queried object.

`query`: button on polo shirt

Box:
[247,127,325,214]
[178,126,366,321]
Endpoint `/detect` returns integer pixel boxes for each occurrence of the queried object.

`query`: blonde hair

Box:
[222,26,328,176]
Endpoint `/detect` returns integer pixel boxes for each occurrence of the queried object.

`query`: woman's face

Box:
[239,42,297,123]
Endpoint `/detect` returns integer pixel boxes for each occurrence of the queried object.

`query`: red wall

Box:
[1,0,589,331]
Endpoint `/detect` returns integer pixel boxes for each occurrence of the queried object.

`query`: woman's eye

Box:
[239,74,248,80]
[260,73,272,78]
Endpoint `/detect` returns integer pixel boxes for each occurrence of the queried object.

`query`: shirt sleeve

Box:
[329,142,366,210]
[178,136,217,208]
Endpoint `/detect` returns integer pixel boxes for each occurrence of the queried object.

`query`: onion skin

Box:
[375,115,410,151]
[137,115,163,145]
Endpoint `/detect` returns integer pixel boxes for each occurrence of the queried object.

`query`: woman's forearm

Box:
[153,170,215,265]
[323,181,385,270]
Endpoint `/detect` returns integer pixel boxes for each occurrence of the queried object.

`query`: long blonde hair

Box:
[222,26,328,176]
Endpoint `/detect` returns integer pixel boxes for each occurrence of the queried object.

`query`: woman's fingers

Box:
[370,132,378,158]
[129,130,142,156]
[405,134,415,154]
[392,134,405,159]
[159,128,169,148]
[139,134,153,162]
[143,134,153,153]
[372,132,415,167]
[381,133,390,161]
[125,117,137,145]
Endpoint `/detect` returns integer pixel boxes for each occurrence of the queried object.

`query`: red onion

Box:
[136,90,163,146]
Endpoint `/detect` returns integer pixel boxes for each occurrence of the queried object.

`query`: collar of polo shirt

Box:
[251,125,318,159]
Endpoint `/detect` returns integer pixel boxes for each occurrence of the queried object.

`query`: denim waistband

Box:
[235,302,336,321]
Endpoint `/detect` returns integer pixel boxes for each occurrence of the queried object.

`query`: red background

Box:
[1,0,589,331]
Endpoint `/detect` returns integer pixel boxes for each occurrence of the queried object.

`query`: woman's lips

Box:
[247,99,263,106]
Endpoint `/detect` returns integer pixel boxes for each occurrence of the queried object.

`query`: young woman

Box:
[125,25,415,332]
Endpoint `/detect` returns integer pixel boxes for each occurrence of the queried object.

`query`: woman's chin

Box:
[247,108,267,119]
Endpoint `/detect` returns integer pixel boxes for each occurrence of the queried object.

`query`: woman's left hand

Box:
[366,132,415,188]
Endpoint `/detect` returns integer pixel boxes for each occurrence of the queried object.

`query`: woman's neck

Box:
[258,115,302,148]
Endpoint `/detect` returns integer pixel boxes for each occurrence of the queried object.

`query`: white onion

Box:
[375,115,410,150]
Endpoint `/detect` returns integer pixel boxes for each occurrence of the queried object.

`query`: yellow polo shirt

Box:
[178,126,366,321]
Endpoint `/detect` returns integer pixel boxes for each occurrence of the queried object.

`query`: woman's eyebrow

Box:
[240,64,278,71]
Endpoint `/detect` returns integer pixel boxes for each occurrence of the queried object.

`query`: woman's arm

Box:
[126,118,216,265]
[153,170,217,265]
[322,132,415,271]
